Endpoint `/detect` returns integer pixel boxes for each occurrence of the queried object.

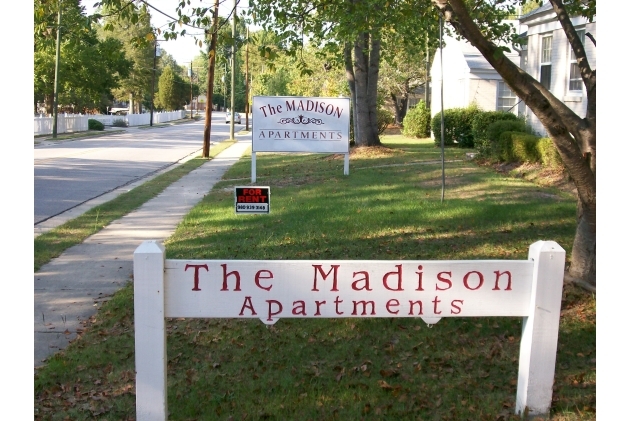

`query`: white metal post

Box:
[251,152,257,183]
[515,240,565,418]
[344,153,349,175]
[134,241,167,421]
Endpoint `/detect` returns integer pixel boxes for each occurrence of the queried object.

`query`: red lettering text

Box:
[383,264,404,291]
[184,263,208,291]
[436,271,452,290]
[221,264,241,291]
[492,270,512,290]
[386,299,400,315]
[312,265,340,291]
[255,270,273,291]
[464,271,484,290]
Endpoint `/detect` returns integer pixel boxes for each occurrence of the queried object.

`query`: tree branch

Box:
[548,0,594,91]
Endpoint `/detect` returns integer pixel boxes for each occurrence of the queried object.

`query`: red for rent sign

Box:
[235,186,270,214]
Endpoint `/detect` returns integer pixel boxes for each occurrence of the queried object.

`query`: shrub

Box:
[377,108,393,135]
[478,120,529,161]
[537,137,564,169]
[487,119,528,143]
[498,132,540,163]
[112,118,128,128]
[431,104,482,148]
[402,101,431,138]
[471,111,519,148]
[88,119,104,131]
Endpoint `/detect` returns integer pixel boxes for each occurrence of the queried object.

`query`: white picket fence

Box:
[34,110,187,136]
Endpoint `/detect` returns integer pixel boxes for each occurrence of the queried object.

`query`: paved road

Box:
[34,116,239,225]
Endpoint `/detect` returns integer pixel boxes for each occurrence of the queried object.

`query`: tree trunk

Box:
[44,93,53,115]
[344,43,359,145]
[353,32,381,147]
[432,0,596,286]
[391,93,408,124]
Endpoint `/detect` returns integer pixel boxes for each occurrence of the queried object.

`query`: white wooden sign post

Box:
[251,96,351,182]
[134,240,565,420]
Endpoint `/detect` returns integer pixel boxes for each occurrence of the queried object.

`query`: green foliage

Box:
[487,120,529,144]
[402,101,431,138]
[537,137,564,169]
[156,67,189,111]
[88,119,104,131]
[34,0,132,113]
[498,131,540,163]
[431,105,483,148]
[97,9,154,109]
[477,119,529,160]
[471,111,519,148]
[377,108,393,135]
[112,118,128,128]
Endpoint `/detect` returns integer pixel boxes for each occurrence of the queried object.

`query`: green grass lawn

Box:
[34,137,595,421]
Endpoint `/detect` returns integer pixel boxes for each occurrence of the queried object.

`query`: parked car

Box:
[226,111,241,124]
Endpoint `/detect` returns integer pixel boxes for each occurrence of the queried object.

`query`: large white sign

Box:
[252,96,350,153]
[134,240,565,420]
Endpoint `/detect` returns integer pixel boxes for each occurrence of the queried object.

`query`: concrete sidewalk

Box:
[34,137,252,368]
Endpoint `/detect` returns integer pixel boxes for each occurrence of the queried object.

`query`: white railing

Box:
[34,110,188,136]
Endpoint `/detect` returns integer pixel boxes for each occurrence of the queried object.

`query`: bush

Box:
[537,137,564,169]
[431,104,482,148]
[402,101,431,138]
[487,119,528,143]
[112,118,128,128]
[88,119,104,131]
[477,120,529,161]
[377,108,393,135]
[471,111,518,148]
[498,132,540,163]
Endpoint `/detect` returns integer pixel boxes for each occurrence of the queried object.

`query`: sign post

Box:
[134,241,565,420]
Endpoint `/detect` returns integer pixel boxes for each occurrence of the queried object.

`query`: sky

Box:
[81,0,254,65]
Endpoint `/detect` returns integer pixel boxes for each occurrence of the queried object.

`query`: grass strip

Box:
[34,129,126,143]
[35,137,594,421]
[34,140,235,272]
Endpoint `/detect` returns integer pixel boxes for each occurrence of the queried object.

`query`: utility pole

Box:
[150,42,159,126]
[229,0,237,140]
[189,61,193,119]
[52,6,62,138]
[202,0,220,158]
[425,32,430,106]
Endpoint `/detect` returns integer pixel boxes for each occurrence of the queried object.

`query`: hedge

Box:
[498,131,540,163]
[536,137,564,169]
[402,101,431,138]
[431,104,483,148]
[471,111,519,148]
[88,119,105,131]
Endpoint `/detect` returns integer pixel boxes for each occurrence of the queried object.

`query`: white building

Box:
[518,2,596,136]
[430,31,521,133]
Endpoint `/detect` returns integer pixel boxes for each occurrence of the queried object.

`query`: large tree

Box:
[431,0,596,286]
[34,0,131,114]
[250,0,438,147]
[379,48,432,124]
[97,6,155,114]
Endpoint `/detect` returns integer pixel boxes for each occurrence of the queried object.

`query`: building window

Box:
[569,29,586,91]
[497,80,517,113]
[540,35,552,90]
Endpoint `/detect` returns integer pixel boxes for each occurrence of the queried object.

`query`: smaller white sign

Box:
[252,96,350,153]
